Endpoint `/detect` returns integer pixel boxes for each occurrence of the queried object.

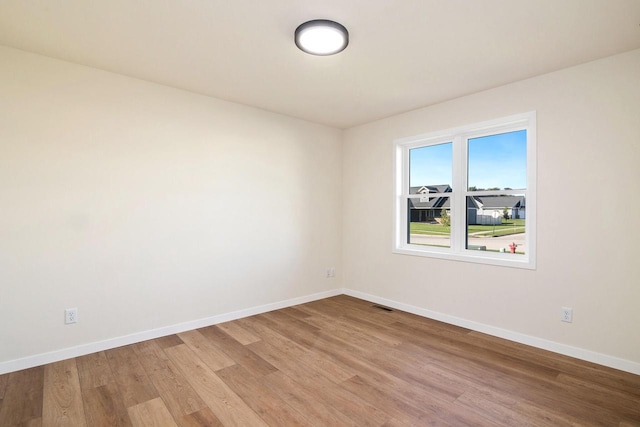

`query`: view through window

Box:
[394,113,536,269]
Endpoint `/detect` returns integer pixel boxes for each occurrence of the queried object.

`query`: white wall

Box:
[343,49,640,369]
[0,46,343,368]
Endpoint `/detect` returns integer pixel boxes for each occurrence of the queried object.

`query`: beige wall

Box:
[343,49,640,366]
[2,44,639,372]
[0,46,343,366]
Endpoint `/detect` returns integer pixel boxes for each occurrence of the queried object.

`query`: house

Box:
[408,184,451,222]
[1,3,639,422]
[475,195,526,220]
[409,186,524,224]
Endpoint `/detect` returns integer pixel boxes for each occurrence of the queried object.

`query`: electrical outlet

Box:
[326,267,335,278]
[561,307,573,323]
[65,308,78,324]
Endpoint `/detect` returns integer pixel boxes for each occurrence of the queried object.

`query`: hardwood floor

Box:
[0,295,639,426]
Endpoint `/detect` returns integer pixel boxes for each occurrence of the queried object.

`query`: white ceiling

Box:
[1,1,639,128]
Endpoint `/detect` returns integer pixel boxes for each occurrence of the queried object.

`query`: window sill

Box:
[392,245,536,270]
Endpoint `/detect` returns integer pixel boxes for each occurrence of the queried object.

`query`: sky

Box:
[409,130,527,190]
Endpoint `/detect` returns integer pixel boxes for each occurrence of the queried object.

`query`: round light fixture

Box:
[295,19,349,56]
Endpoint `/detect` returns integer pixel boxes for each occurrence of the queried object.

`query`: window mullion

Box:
[451,135,466,252]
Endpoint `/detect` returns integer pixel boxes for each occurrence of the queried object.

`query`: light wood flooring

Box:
[1,295,639,426]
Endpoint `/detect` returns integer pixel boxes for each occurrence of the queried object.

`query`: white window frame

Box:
[393,112,536,269]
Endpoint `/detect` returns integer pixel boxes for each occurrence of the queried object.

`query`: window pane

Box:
[409,142,452,190]
[408,197,450,248]
[468,130,526,191]
[466,195,526,254]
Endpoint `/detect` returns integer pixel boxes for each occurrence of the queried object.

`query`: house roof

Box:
[409,194,479,210]
[475,196,525,209]
[409,197,448,210]
[409,185,451,195]
[409,194,523,210]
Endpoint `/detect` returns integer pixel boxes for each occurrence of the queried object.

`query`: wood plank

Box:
[420,346,626,426]
[259,371,357,426]
[512,399,588,427]
[131,340,171,375]
[127,397,178,427]
[367,378,497,427]
[340,368,496,427]
[453,389,546,427]
[290,329,444,408]
[466,330,640,396]
[238,316,355,383]
[76,351,113,390]
[389,320,561,383]
[215,321,261,345]
[254,310,323,349]
[279,306,312,320]
[133,340,207,418]
[216,363,312,426]
[335,295,468,333]
[555,373,640,422]
[340,374,453,426]
[43,359,87,426]
[256,311,482,407]
[301,322,467,402]
[177,330,235,372]
[307,317,432,371]
[81,382,132,427]
[23,417,42,427]
[0,372,8,413]
[154,334,184,350]
[301,310,403,348]
[0,372,8,399]
[314,296,399,326]
[247,339,391,426]
[299,301,406,347]
[0,366,44,426]
[105,345,159,408]
[164,344,268,426]
[198,325,277,378]
[177,407,223,427]
[380,418,413,427]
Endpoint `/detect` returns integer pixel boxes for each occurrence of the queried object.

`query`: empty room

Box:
[1,1,639,425]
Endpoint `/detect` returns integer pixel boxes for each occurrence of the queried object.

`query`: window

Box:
[393,112,536,269]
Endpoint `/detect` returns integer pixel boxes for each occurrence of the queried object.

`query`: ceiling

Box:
[1,1,639,129]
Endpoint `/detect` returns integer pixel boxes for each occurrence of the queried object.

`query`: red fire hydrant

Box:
[509,242,517,253]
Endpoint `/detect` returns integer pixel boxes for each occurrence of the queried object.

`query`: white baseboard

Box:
[3,287,639,376]
[0,288,342,375]
[342,288,640,376]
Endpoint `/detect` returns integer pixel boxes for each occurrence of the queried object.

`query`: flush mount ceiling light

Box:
[295,19,349,56]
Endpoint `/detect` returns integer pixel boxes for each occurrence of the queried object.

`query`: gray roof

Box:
[409,196,449,209]
[409,193,479,210]
[408,185,524,210]
[409,184,451,195]
[409,194,522,210]
[474,195,525,209]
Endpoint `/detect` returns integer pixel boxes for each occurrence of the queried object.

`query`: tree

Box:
[440,209,451,227]
[502,207,510,220]
[468,186,477,191]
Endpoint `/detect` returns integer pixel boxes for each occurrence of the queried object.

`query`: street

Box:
[410,233,526,252]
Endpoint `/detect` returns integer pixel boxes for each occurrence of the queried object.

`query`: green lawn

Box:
[410,219,525,237]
